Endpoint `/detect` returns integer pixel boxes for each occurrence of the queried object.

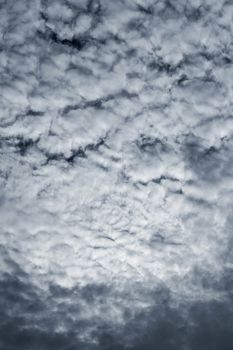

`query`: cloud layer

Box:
[0,0,233,348]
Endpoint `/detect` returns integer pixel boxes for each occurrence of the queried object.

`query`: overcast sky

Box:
[0,0,233,349]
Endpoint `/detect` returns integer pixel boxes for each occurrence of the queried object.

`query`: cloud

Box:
[0,0,233,348]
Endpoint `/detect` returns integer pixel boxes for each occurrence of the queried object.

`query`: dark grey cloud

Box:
[1,269,232,350]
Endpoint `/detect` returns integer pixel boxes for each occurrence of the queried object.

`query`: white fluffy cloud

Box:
[0,0,233,348]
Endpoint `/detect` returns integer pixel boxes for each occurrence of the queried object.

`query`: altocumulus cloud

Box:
[0,0,233,349]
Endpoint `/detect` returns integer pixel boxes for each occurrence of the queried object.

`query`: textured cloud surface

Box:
[0,0,233,349]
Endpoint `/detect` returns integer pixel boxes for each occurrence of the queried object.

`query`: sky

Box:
[0,0,233,349]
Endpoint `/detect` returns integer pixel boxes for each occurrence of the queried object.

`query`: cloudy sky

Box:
[0,0,233,349]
